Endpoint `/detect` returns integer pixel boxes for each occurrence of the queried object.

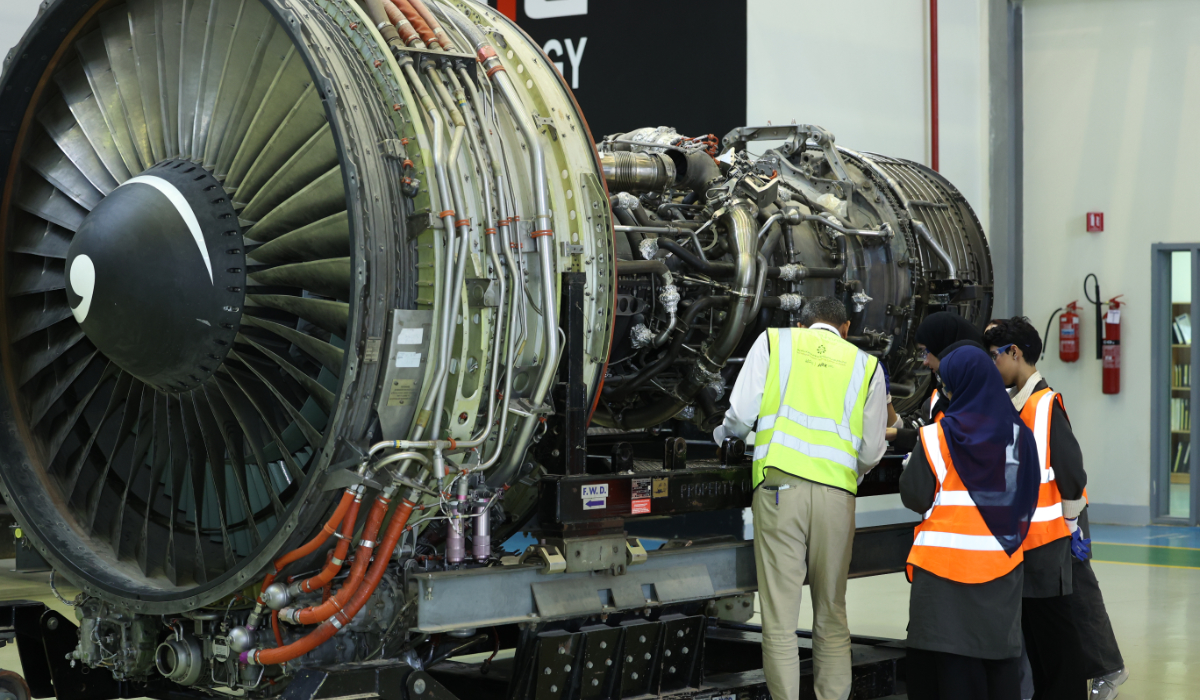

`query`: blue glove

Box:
[1070,527,1091,562]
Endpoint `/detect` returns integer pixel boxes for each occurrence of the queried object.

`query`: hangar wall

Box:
[1022,0,1200,525]
[747,0,991,233]
[0,4,38,58]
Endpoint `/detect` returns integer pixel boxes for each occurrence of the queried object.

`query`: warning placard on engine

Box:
[631,478,651,500]
[652,477,669,498]
[387,379,417,406]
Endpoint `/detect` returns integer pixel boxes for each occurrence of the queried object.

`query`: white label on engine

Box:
[395,351,422,368]
[397,328,423,345]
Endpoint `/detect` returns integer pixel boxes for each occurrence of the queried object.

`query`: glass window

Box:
[1169,251,1191,519]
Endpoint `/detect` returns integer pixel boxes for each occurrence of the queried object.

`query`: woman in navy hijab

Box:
[901,345,1041,700]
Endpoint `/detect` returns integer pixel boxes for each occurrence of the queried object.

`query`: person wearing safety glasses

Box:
[985,317,1126,700]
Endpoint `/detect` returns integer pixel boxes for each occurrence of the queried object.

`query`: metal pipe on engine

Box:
[912,220,957,279]
[442,9,560,479]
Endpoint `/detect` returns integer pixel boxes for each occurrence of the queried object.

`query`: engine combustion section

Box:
[596,124,991,429]
[0,0,991,695]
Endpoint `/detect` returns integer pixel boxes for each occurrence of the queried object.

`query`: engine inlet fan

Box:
[0,0,413,610]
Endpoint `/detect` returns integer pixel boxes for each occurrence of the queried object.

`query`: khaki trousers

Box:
[753,469,856,700]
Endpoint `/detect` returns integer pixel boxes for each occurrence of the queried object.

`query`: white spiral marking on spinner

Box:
[69,254,96,324]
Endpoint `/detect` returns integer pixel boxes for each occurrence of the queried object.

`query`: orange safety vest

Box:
[907,423,1025,584]
[1019,388,1071,550]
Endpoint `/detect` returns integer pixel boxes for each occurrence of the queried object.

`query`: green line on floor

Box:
[1092,542,1200,569]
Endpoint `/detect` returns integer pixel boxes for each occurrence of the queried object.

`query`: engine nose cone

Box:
[65,161,246,392]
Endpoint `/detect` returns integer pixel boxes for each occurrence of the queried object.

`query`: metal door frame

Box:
[1151,243,1200,525]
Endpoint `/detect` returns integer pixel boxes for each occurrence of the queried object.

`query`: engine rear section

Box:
[0,0,990,694]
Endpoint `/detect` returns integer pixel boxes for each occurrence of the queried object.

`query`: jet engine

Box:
[0,0,990,693]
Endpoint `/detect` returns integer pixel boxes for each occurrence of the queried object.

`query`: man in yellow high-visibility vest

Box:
[714,296,888,700]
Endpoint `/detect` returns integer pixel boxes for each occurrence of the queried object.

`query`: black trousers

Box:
[1068,556,1124,678]
[906,648,1021,700]
[1022,596,1087,699]
[1071,509,1125,678]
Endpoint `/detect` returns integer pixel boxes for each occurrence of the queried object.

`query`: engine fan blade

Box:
[240,315,345,376]
[191,386,261,550]
[240,126,337,221]
[236,85,325,206]
[211,374,288,517]
[190,0,241,161]
[75,31,145,174]
[247,210,350,266]
[202,0,276,170]
[235,333,336,415]
[62,370,132,500]
[37,97,119,194]
[8,213,72,259]
[179,394,237,571]
[126,0,167,163]
[227,350,323,448]
[9,293,74,343]
[245,294,348,339]
[29,349,99,428]
[15,320,85,386]
[224,47,305,188]
[15,175,87,231]
[98,8,155,169]
[244,166,345,242]
[248,257,352,302]
[24,128,103,210]
[53,60,132,183]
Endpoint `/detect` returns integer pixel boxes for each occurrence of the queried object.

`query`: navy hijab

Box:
[937,346,1041,555]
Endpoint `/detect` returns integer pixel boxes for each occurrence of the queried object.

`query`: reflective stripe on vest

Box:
[913,531,1007,551]
[906,423,1024,585]
[929,388,941,422]
[752,328,877,493]
[1020,388,1071,550]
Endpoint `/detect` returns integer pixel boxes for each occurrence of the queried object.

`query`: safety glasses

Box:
[989,344,1015,361]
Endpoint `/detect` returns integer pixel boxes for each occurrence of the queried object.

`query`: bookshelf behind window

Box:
[1172,301,1191,485]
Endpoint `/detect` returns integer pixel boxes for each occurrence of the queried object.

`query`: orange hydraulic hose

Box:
[394,0,439,50]
[258,489,355,601]
[381,0,424,48]
[281,494,389,625]
[407,0,456,52]
[291,493,363,594]
[245,499,416,665]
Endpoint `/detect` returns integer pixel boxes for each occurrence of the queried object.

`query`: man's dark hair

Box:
[798,296,848,327]
[983,316,1043,363]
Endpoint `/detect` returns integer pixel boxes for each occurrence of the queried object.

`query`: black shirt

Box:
[900,441,1024,659]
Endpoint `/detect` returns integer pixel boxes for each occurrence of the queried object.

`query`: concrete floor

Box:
[772,524,1200,699]
[0,526,1195,698]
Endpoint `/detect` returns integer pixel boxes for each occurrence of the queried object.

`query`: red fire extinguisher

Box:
[1102,296,1124,394]
[1059,302,1081,363]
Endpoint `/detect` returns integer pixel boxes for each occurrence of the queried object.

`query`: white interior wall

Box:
[0,4,38,59]
[1023,0,1200,523]
[746,0,990,225]
[747,0,991,522]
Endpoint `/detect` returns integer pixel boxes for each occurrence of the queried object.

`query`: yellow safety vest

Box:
[752,327,878,493]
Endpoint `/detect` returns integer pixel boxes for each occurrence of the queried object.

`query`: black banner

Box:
[487,0,747,142]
